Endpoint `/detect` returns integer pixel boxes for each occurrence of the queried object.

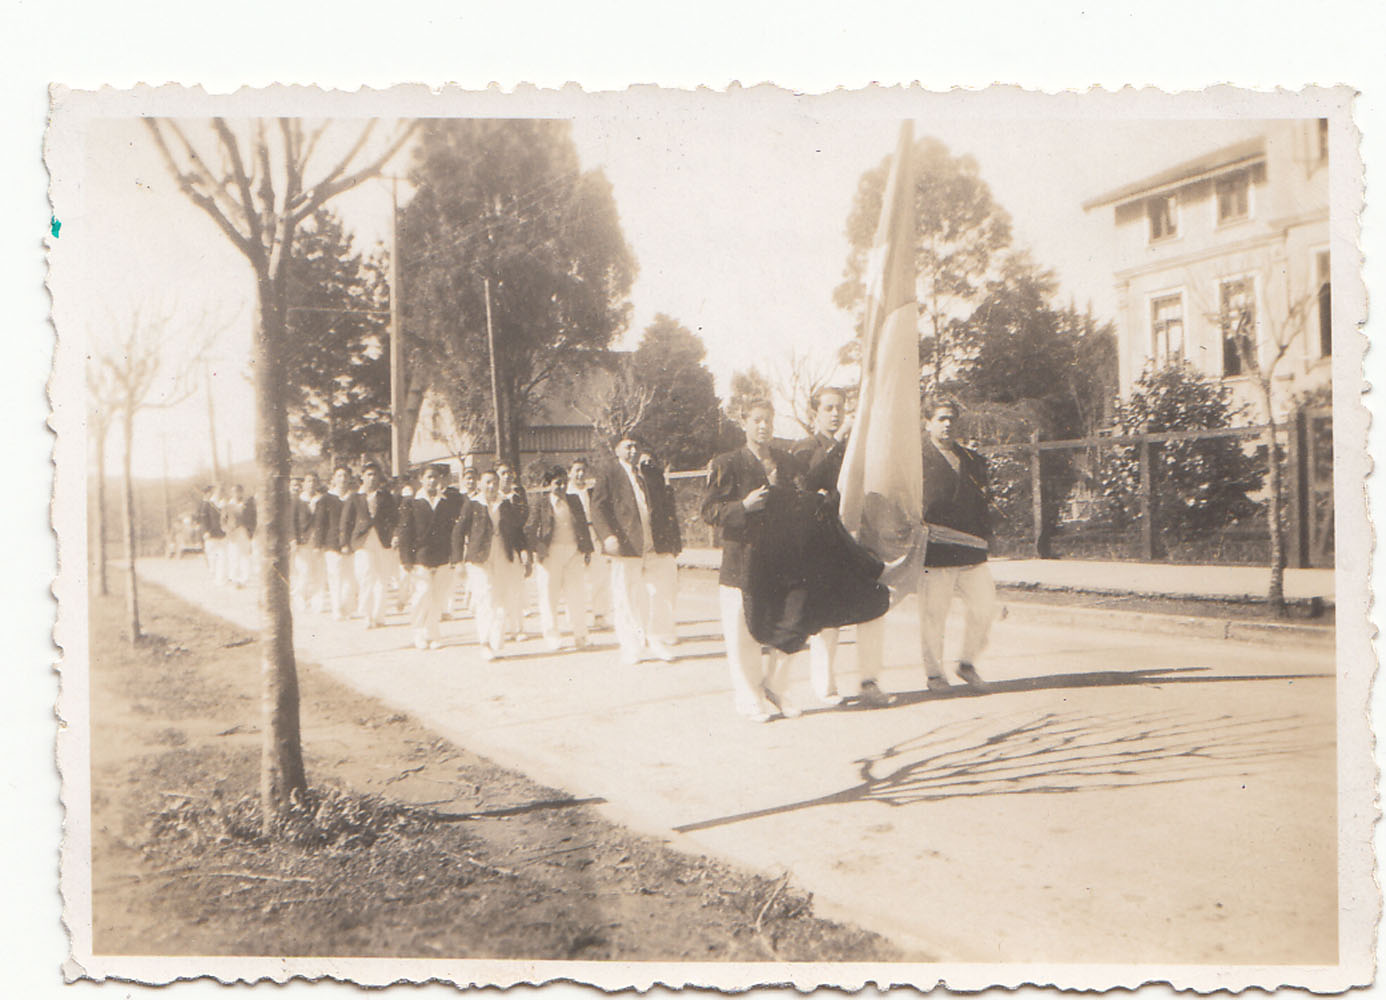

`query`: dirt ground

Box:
[88,578,899,961]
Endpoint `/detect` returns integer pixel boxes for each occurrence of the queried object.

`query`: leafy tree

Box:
[958,251,1117,441]
[401,120,637,471]
[628,314,723,469]
[283,208,391,463]
[1096,363,1264,536]
[834,136,1012,391]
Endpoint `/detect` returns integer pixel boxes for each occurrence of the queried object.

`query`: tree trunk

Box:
[254,275,308,833]
[95,421,109,597]
[1265,421,1287,616]
[120,410,140,641]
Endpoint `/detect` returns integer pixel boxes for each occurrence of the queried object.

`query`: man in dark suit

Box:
[340,461,398,629]
[702,398,804,722]
[591,433,680,665]
[292,472,327,612]
[452,468,530,659]
[397,463,463,650]
[790,386,856,706]
[196,485,227,585]
[567,457,611,629]
[495,461,530,638]
[321,465,356,620]
[918,398,996,690]
[527,466,593,650]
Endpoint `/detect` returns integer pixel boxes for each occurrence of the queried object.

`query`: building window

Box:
[1317,118,1329,163]
[1216,171,1250,224]
[1150,294,1185,365]
[1147,194,1177,242]
[1219,277,1255,377]
[1316,250,1331,357]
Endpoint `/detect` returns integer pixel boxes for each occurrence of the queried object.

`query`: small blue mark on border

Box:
[50,217,61,238]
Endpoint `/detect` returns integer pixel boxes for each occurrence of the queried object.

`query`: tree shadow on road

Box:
[675,700,1332,833]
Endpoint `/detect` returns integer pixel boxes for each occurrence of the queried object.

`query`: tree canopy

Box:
[400,119,637,469]
[834,136,1013,390]
[283,208,391,462]
[628,314,724,470]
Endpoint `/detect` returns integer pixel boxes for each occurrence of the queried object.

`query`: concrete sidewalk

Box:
[679,549,1335,605]
[136,557,1338,965]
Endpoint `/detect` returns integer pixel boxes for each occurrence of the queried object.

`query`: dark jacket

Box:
[526,491,594,562]
[701,445,801,590]
[642,464,683,556]
[590,460,660,558]
[340,490,398,551]
[452,497,529,565]
[790,431,847,496]
[922,440,992,567]
[292,497,313,546]
[310,493,345,551]
[242,497,257,539]
[396,492,462,568]
[197,499,224,540]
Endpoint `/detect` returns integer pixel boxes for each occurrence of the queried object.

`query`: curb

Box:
[997,600,1334,646]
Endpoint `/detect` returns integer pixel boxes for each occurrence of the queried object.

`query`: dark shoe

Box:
[957,662,988,690]
[857,680,893,708]
[926,674,951,693]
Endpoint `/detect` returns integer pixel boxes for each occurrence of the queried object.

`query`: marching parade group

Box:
[193,390,999,723]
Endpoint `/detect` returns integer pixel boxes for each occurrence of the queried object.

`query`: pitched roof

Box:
[1082,136,1266,211]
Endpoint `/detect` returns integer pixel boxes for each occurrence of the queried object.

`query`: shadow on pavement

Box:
[675,699,1332,833]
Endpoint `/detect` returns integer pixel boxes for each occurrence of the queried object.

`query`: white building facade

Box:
[1083,120,1332,421]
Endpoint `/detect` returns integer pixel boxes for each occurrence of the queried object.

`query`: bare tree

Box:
[88,306,205,640]
[86,361,119,598]
[144,117,417,830]
[570,358,655,451]
[770,348,841,435]
[1213,285,1318,616]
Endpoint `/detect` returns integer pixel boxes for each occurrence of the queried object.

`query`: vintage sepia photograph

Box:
[47,85,1371,991]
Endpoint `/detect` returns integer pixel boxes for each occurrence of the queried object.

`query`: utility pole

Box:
[205,361,221,484]
[388,177,406,478]
[484,277,504,463]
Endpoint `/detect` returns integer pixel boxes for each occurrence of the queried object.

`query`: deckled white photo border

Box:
[47,82,1372,993]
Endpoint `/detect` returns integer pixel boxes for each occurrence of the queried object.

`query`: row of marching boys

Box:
[284,443,684,662]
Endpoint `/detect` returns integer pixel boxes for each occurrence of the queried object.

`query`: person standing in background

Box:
[397,464,462,651]
[453,468,531,660]
[528,466,592,651]
[197,485,227,586]
[322,465,356,620]
[591,434,678,665]
[292,472,327,613]
[568,457,611,631]
[341,462,397,629]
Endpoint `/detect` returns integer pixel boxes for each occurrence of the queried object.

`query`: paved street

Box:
[137,557,1338,965]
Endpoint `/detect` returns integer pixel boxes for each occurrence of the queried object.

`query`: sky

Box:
[64,111,1269,479]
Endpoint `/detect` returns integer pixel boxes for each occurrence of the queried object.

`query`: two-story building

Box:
[1082,120,1331,421]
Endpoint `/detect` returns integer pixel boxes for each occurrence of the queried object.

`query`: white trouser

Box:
[536,543,589,644]
[920,562,998,675]
[292,546,327,612]
[609,552,678,662]
[205,536,227,586]
[809,627,840,700]
[408,563,453,645]
[394,548,413,610]
[853,618,887,688]
[325,549,358,620]
[353,533,392,625]
[718,584,799,717]
[226,528,253,586]
[494,555,526,638]
[586,551,612,620]
[464,562,505,653]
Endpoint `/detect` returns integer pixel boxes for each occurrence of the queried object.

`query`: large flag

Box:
[836,121,925,596]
